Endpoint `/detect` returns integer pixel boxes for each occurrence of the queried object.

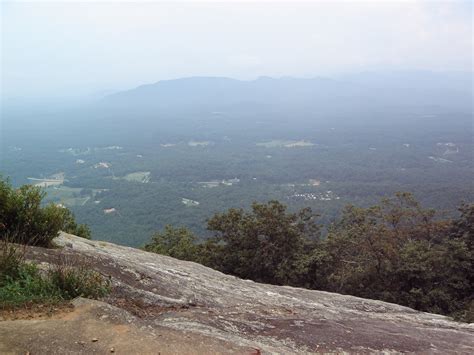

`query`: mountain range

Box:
[102,71,473,113]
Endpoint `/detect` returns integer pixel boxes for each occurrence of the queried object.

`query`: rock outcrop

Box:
[2,232,473,354]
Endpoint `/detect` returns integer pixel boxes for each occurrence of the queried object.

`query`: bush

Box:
[0,177,90,246]
[144,225,200,262]
[0,243,110,309]
[0,241,24,287]
[0,263,62,308]
[48,262,110,299]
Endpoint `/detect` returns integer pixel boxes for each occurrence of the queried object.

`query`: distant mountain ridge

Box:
[103,76,347,108]
[102,71,472,111]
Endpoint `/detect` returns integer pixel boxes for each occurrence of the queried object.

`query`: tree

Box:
[392,238,471,317]
[0,177,91,246]
[206,200,320,285]
[60,208,91,240]
[446,203,474,321]
[450,203,474,249]
[308,192,472,318]
[144,225,200,262]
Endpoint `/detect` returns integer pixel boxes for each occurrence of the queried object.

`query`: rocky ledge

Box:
[1,232,473,354]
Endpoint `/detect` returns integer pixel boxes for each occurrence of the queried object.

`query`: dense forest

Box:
[2,107,473,246]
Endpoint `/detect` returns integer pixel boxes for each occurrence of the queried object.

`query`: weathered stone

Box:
[2,232,472,354]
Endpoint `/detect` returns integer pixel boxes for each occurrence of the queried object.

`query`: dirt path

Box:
[0,298,251,355]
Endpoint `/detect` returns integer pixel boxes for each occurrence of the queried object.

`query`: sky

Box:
[1,0,472,99]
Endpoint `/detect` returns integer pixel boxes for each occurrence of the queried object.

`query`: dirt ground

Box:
[0,298,255,355]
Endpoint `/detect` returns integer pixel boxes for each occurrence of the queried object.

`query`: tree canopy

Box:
[145,194,473,321]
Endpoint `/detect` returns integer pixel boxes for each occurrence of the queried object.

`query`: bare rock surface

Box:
[2,232,473,354]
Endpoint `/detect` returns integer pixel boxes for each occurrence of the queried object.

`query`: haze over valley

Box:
[3,72,473,246]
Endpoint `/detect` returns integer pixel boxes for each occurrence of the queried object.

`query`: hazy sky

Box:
[1,0,472,99]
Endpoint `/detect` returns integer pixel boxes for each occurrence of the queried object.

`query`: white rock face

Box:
[20,232,474,354]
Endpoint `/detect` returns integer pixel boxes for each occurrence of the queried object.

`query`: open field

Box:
[44,186,105,207]
[182,198,200,206]
[27,178,63,187]
[188,141,211,147]
[28,173,65,187]
[122,171,151,183]
[256,140,314,148]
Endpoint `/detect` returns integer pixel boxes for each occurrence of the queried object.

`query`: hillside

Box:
[101,72,473,112]
[1,232,473,354]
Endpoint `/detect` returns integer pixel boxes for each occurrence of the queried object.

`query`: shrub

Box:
[144,225,200,262]
[0,243,110,309]
[0,177,91,246]
[0,240,24,287]
[48,262,110,299]
[0,263,62,308]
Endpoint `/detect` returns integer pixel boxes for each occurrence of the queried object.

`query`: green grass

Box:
[123,171,151,183]
[0,244,110,309]
[43,186,104,207]
[48,264,111,299]
[0,263,63,308]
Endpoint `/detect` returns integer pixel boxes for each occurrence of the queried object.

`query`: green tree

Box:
[450,203,474,249]
[144,225,199,262]
[0,177,91,246]
[206,200,320,285]
[59,208,91,240]
[392,238,471,317]
[445,203,474,321]
[308,193,472,318]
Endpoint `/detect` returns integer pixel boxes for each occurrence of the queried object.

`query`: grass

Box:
[43,186,84,206]
[48,263,110,300]
[0,242,110,309]
[122,171,151,183]
[0,263,63,308]
[256,139,314,148]
[43,186,104,207]
[0,243,23,284]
